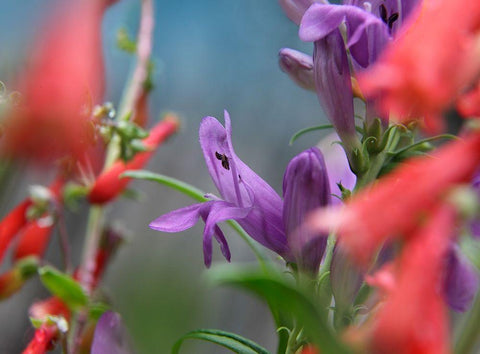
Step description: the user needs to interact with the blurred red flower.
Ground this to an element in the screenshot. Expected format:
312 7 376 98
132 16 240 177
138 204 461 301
359 0 480 133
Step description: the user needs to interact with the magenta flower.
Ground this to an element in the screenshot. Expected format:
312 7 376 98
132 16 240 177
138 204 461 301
150 112 332 270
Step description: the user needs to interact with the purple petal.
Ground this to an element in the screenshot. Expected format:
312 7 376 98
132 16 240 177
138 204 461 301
312 30 358 143
283 148 330 271
278 0 324 25
300 4 390 68
443 246 479 312
91 311 134 354
299 4 348 42
149 203 205 232
317 133 356 204
200 200 250 267
278 48 315 91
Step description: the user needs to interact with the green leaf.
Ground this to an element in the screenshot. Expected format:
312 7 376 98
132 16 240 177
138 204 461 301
121 170 207 202
38 266 88 310
209 266 350 354
289 125 334 146
172 329 269 354
116 27 137 53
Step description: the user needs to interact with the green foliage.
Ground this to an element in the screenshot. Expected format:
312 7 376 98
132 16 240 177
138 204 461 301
38 266 88 310
172 329 270 354
208 266 351 354
289 124 334 146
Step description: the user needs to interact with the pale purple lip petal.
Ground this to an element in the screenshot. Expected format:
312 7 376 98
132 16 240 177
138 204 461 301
149 203 205 232
443 246 479 312
201 200 251 267
91 311 134 354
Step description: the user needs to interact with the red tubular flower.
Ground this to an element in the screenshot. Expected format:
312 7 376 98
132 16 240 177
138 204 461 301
88 114 180 204
22 324 60 354
12 178 65 261
13 222 55 261
370 205 454 354
458 82 480 118
359 0 480 133
309 132 480 267
0 200 31 263
2 0 111 164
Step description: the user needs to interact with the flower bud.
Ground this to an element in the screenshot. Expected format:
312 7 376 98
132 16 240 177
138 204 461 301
283 147 330 272
278 48 315 91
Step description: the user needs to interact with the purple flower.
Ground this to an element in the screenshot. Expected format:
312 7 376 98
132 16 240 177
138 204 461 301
91 311 134 354
150 112 333 271
443 246 479 312
150 112 288 267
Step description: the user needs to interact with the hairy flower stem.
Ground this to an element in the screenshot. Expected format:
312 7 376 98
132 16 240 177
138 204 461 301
285 322 303 354
104 0 154 168
354 127 402 191
455 292 480 353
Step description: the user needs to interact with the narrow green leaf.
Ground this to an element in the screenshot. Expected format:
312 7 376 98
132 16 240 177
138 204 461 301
38 266 88 310
209 266 351 354
172 329 270 354
121 170 207 202
289 125 334 146
390 134 457 158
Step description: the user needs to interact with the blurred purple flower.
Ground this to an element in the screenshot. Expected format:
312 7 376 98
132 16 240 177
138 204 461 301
91 311 134 354
150 112 333 271
317 134 356 204
443 246 479 312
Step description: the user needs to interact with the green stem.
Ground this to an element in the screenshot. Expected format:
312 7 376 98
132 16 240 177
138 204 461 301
227 220 272 272
455 293 480 354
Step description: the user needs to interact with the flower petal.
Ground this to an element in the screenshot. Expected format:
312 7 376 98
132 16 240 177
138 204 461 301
149 203 206 232
443 246 479 312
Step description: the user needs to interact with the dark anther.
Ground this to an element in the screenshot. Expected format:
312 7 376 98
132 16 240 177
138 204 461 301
215 151 230 170
379 4 388 23
387 13 399 30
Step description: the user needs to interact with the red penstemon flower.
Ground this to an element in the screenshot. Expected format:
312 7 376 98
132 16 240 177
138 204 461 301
457 82 480 118
2 0 110 164
22 324 60 354
0 200 31 263
369 205 454 354
359 0 480 133
88 114 180 204
309 132 480 267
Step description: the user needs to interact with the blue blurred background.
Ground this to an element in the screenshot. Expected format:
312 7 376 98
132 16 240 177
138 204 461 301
0 1 329 352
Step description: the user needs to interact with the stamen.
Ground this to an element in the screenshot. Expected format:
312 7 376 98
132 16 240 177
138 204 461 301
388 13 399 30
215 151 230 170
379 4 388 24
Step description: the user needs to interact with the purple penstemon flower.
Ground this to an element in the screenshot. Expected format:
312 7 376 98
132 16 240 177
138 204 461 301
279 0 420 150
150 111 334 271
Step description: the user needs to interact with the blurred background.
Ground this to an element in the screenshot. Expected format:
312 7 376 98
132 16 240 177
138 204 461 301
0 1 329 352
